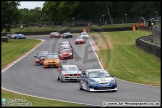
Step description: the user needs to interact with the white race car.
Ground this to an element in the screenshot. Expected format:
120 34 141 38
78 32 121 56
80 32 90 39
57 65 82 82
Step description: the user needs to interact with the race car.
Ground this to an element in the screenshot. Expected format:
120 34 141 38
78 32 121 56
50 32 61 38
80 32 90 39
79 69 117 92
58 44 73 53
34 51 49 65
57 65 82 82
43 53 61 68
75 36 86 44
62 32 73 38
60 41 73 49
59 49 73 60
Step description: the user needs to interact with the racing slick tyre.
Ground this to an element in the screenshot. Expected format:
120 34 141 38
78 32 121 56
112 90 117 92
86 83 90 92
71 55 73 59
79 82 83 90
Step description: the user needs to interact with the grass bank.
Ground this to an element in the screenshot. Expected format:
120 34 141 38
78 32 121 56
89 30 160 86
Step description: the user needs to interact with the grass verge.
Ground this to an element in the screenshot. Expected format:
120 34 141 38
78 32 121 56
1 89 87 107
89 30 160 86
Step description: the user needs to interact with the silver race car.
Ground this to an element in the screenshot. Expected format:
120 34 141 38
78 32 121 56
57 65 82 82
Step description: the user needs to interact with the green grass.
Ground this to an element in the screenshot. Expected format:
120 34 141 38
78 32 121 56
1 89 87 107
2 23 139 33
89 30 160 86
2 39 41 69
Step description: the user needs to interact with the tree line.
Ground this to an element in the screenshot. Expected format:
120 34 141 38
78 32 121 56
1 1 161 32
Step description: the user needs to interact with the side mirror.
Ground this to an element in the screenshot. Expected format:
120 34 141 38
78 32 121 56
79 68 82 71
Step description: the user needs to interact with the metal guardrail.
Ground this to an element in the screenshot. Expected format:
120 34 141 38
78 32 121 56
136 35 161 60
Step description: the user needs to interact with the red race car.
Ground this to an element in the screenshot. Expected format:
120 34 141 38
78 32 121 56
50 32 61 38
75 36 86 44
59 49 73 60
34 51 49 65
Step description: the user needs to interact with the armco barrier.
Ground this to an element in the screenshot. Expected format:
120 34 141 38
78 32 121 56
1 37 9 43
136 36 161 60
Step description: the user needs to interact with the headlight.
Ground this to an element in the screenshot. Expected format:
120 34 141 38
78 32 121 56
59 54 62 56
35 59 39 61
111 79 116 84
69 53 72 55
89 81 97 85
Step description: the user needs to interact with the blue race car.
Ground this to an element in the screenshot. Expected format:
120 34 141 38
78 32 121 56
79 69 117 92
17 34 26 39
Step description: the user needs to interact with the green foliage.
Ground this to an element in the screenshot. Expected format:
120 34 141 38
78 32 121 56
1 1 21 32
42 1 160 23
2 1 160 30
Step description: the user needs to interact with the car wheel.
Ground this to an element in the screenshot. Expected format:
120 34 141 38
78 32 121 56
86 83 90 92
71 55 73 59
112 90 117 92
57 75 60 80
79 82 83 90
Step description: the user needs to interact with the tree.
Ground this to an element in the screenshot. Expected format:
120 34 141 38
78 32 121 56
1 1 21 32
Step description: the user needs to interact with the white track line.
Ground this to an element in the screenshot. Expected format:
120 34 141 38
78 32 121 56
89 36 104 69
2 87 98 107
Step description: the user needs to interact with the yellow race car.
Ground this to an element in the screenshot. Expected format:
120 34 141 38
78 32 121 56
43 53 61 68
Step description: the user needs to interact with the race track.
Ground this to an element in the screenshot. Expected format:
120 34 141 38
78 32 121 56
2 34 161 107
